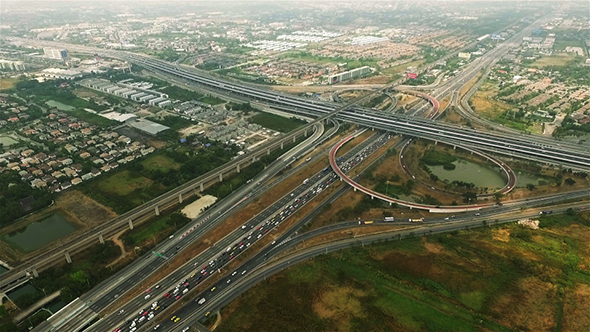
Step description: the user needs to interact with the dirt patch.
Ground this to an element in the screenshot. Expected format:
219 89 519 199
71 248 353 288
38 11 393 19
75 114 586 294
492 227 511 242
491 276 557 332
313 286 366 331
182 195 218 219
562 283 590 332
422 238 444 254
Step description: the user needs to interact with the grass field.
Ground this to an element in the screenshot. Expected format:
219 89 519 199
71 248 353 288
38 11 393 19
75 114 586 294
552 39 585 51
85 170 167 212
248 112 307 133
382 60 426 76
215 212 590 332
529 54 577 68
0 78 18 91
141 154 180 172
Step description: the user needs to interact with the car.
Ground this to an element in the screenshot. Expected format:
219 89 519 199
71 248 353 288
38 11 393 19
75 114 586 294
176 295 182 300
205 312 211 317
142 310 149 316
241 270 247 275
113 329 120 332
144 294 151 300
475 213 480 216
211 287 216 292
154 306 160 311
171 316 177 321
169 235 174 239
182 328 191 332
197 298 206 305
183 288 189 294
139 316 145 323
138 310 144 315
118 309 124 315
155 285 160 289
231 271 237 276
227 279 231 284
174 317 180 322
153 325 160 330
444 217 449 221
164 292 170 298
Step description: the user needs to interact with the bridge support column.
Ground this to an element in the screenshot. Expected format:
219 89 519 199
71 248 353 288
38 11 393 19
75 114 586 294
304 129 308 137
293 135 296 143
372 127 375 131
31 268 38 278
178 193 183 204
219 173 223 182
200 183 204 191
236 164 240 173
267 149 270 155
155 205 160 216
98 233 104 244
434 141 438 145
65 251 72 264
280 142 284 149
252 156 256 162
389 202 392 206
453 146 456 150
353 187 357 191
371 195 374 199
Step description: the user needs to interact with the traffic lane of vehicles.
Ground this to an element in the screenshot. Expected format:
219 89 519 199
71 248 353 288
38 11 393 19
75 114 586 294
139 134 394 330
110 133 391 332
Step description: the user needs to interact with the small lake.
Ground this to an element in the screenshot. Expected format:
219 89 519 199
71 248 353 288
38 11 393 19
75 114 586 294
0 265 8 276
428 159 507 189
2 213 77 253
0 136 18 146
46 100 75 111
6 283 37 301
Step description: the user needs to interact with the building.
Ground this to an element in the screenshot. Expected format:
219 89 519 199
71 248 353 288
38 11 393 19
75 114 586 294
458 52 472 59
328 66 371 84
43 48 68 60
127 118 169 135
0 59 25 71
42 68 84 80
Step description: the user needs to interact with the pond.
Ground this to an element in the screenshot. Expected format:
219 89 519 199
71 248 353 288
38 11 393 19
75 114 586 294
45 100 75 111
1 213 78 253
0 265 8 276
6 283 37 302
515 172 552 187
428 159 507 189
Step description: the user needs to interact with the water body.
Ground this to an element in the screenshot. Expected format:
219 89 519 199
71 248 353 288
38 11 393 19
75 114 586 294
6 283 37 301
2 213 77 253
0 265 8 276
428 159 507 189
0 136 18 146
46 299 66 314
45 100 75 111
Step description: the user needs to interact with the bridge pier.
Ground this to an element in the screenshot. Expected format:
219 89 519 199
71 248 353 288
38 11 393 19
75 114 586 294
292 135 296 143
389 202 392 206
280 142 284 149
155 205 160 216
267 148 270 155
236 164 240 173
353 187 357 191
453 146 456 150
31 267 38 278
304 129 308 137
434 141 438 145
128 218 134 230
98 233 104 244
178 193 183 204
252 156 256 162
219 173 223 182
200 183 204 191
65 251 72 264
371 195 374 199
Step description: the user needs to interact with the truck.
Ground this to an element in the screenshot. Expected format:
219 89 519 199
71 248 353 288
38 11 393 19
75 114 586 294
302 178 309 184
383 217 394 222
540 210 553 215
409 218 424 223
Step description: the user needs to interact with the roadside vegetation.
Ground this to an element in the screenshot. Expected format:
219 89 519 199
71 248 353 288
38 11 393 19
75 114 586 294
215 211 590 332
247 112 307 133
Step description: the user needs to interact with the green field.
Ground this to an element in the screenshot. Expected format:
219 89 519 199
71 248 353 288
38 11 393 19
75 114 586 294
141 154 180 172
529 54 577 68
248 112 307 133
553 39 585 51
84 170 168 213
0 77 18 91
215 212 590 332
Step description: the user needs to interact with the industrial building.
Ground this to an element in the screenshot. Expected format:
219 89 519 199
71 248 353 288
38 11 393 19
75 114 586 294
79 78 171 108
127 118 169 136
0 59 25 71
328 66 371 84
43 48 68 60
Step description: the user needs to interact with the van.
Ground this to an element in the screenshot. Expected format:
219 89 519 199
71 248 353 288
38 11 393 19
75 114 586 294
197 298 206 305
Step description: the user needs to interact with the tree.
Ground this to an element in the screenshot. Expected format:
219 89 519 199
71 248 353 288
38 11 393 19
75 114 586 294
564 178 576 186
494 192 504 202
463 192 477 203
526 183 536 191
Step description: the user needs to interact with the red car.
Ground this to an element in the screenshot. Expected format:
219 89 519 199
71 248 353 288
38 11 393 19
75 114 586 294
175 295 181 300
142 311 149 316
164 292 170 298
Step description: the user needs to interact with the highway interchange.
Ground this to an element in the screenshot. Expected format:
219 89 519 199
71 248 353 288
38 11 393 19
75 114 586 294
6 14 589 332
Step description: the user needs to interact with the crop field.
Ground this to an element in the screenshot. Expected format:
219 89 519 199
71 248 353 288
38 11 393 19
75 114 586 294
215 212 590 332
529 54 577 68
